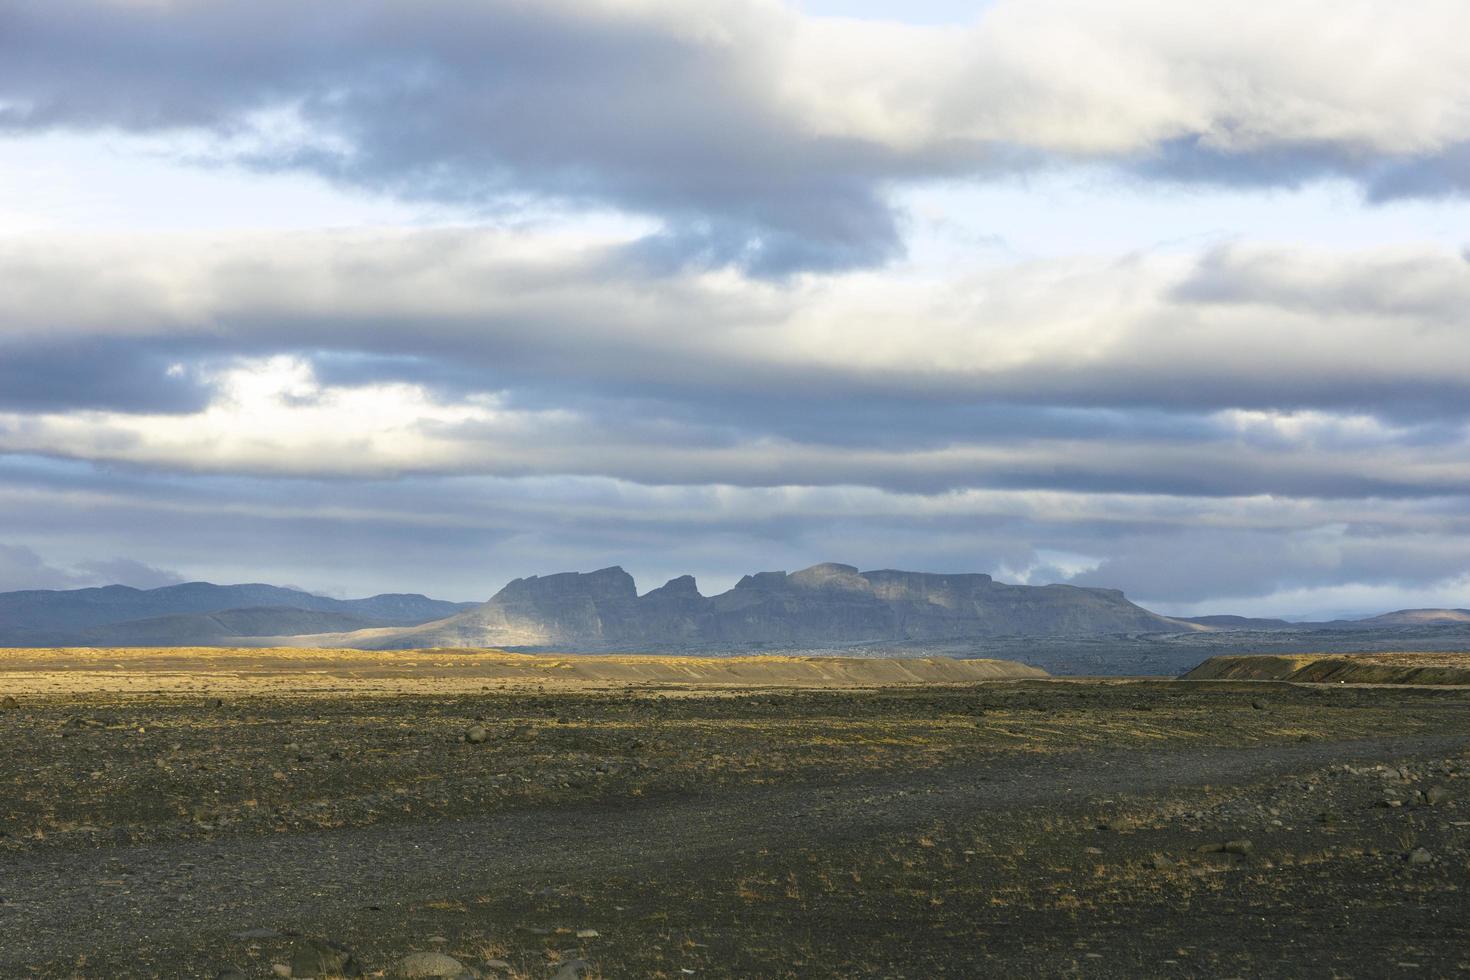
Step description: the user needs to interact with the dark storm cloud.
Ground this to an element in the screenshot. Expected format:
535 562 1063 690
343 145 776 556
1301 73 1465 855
3 1 1469 272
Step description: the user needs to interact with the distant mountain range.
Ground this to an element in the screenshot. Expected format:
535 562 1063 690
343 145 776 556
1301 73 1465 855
0 582 474 647
0 565 1465 653
334 562 1191 651
1181 608 1470 631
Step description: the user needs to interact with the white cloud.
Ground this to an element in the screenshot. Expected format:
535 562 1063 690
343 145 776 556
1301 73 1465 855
5 1 1470 270
4 231 1470 407
2 1 1470 611
1 231 1468 496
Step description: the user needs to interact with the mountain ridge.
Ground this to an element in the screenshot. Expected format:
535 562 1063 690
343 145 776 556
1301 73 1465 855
335 561 1198 651
1 568 1465 653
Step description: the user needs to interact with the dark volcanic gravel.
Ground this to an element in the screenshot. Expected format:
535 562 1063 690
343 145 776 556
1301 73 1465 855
1 681 1468 977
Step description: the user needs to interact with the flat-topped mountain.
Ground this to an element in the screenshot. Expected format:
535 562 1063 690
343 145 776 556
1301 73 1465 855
358 562 1195 651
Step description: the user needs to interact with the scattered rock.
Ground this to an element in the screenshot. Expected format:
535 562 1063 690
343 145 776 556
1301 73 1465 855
1224 839 1254 856
290 938 366 978
394 951 470 978
272 966 292 979
1251 700 1267 711
215 969 248 980
483 962 511 972
550 959 592 980
1424 785 1451 806
1 695 19 710
1098 816 1137 832
1149 854 1175 869
576 928 599 939
1407 847 1433 865
464 726 488 744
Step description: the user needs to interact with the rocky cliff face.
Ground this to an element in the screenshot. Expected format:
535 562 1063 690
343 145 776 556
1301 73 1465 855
375 562 1192 650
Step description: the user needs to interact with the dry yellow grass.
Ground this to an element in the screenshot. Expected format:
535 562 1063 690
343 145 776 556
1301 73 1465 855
0 646 1044 696
1186 651 1470 685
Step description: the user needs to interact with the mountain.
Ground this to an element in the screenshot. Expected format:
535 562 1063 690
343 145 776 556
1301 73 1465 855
7 567 1461 655
1169 610 1470 632
0 583 475 647
1331 608 1470 628
1179 615 1298 630
341 562 1198 651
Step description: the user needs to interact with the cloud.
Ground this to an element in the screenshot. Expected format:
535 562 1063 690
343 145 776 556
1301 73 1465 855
0 542 85 591
3 0 1470 615
2 452 1466 611
3 1 1470 270
72 557 186 590
0 338 212 413
0 232 1469 504
1067 524 1470 605
4 231 1470 416
0 541 184 591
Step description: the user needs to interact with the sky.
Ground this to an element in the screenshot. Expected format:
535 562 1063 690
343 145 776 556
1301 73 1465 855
1 0 1469 619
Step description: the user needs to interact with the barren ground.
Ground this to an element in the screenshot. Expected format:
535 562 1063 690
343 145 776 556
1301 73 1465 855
1 652 1468 978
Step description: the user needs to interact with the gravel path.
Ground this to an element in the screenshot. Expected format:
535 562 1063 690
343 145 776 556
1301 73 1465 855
3 732 1466 972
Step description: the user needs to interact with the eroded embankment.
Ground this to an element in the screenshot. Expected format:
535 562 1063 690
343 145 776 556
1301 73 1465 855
0 647 1045 695
1185 652 1470 684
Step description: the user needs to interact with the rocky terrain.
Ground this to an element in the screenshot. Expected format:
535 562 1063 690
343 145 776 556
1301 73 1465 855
1 661 1467 977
